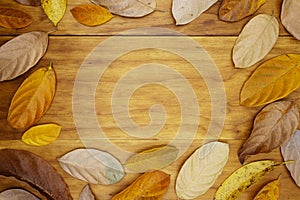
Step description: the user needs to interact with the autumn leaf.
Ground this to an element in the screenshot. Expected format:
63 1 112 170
70 4 113 26
112 170 170 200
79 185 95 200
0 189 39 200
281 0 300 40
240 54 300 107
0 7 32 29
253 175 281 200
7 63 56 129
219 0 267 22
41 0 66 26
14 0 41 6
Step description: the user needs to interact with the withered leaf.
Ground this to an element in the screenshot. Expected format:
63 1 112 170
281 0 300 40
14 0 41 6
0 189 39 200
79 185 95 200
238 101 299 164
253 175 281 200
0 7 32 29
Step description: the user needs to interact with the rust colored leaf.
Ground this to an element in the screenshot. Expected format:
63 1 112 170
253 175 281 200
0 7 32 29
14 0 41 6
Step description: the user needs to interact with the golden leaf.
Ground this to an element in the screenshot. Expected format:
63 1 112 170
0 7 32 29
253 175 281 200
41 0 66 26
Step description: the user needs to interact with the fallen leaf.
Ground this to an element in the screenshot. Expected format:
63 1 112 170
281 130 300 187
238 101 299 164
125 145 179 173
0 189 39 200
14 0 41 6
21 124 62 146
59 148 125 185
0 31 48 82
172 0 217 25
281 0 300 40
240 54 300 107
41 0 67 26
176 142 229 199
253 175 281 200
112 170 170 200
233 14 279 68
0 7 32 29
70 4 113 26
219 0 267 22
79 185 95 200
7 63 56 129
91 0 156 17
0 148 72 200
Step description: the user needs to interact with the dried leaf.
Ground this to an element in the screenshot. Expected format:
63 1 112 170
214 160 282 200
0 31 48 82
253 175 281 200
41 0 67 26
0 7 32 29
219 0 267 22
21 124 62 146
238 101 299 164
172 0 217 25
91 0 156 17
112 170 170 200
70 4 113 27
59 148 125 185
281 0 300 40
0 189 39 200
125 145 179 173
281 130 300 187
79 185 95 200
240 54 300 107
233 14 279 68
7 63 56 129
0 148 72 200
14 0 41 6
176 142 229 199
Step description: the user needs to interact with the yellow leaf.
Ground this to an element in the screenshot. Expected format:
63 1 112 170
70 4 113 26
22 124 61 146
253 175 281 200
7 63 56 129
240 54 300 107
41 0 66 26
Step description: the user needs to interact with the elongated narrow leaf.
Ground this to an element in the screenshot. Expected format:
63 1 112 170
176 142 229 199
7 63 56 129
14 0 41 6
233 14 279 68
0 31 48 82
112 170 170 200
41 0 66 26
125 145 178 173
79 185 95 200
253 175 281 200
0 7 32 29
281 130 300 187
281 0 300 40
0 189 39 200
240 54 300 107
238 101 299 164
59 148 125 185
70 4 113 26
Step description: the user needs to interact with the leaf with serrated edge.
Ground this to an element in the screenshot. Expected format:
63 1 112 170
79 185 95 200
0 7 32 29
176 141 229 199
281 0 300 40
0 189 39 200
253 175 281 200
41 0 66 26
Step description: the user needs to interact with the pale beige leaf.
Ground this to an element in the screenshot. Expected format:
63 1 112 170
281 0 300 40
79 185 95 200
41 0 67 26
0 189 39 200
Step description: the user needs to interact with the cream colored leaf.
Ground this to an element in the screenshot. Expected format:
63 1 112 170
79 185 95 200
41 0 66 26
0 189 39 200
233 14 279 68
176 142 229 199
281 0 300 40
59 148 125 185
172 0 217 25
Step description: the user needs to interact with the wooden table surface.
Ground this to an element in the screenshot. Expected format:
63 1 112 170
0 0 300 199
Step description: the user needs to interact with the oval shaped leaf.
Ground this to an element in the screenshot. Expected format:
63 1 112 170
14 0 41 6
79 185 95 200
70 4 113 27
176 142 229 199
233 14 279 68
253 175 281 200
240 54 300 107
0 7 32 29
0 31 48 82
41 0 66 26
238 101 299 164
0 189 39 200
59 148 125 185
7 63 56 129
281 0 300 40
112 170 170 200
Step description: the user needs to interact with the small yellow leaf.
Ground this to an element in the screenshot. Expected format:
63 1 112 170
253 175 281 200
22 124 61 146
41 0 66 26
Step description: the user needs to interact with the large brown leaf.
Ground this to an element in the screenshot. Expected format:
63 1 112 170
14 0 41 6
238 101 299 164
0 148 72 200
0 7 32 29
281 0 300 40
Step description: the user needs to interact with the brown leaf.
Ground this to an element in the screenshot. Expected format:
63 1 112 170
14 0 41 6
0 148 72 200
0 7 32 29
238 101 299 163
112 170 170 200
219 0 267 22
281 0 300 40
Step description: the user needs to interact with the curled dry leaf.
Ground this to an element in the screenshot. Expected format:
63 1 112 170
0 148 72 200
125 145 179 173
176 142 229 199
0 31 48 82
112 170 170 200
281 0 300 40
7 63 56 129
91 0 156 17
219 0 267 22
281 130 300 187
172 0 217 25
70 4 113 26
0 7 32 29
79 185 95 200
238 101 299 164
0 189 39 200
59 148 125 185
41 0 67 26
233 14 279 68
240 54 300 107
253 175 281 200
14 0 41 6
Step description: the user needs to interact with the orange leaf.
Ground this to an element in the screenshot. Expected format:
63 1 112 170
253 175 281 200
0 7 32 29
